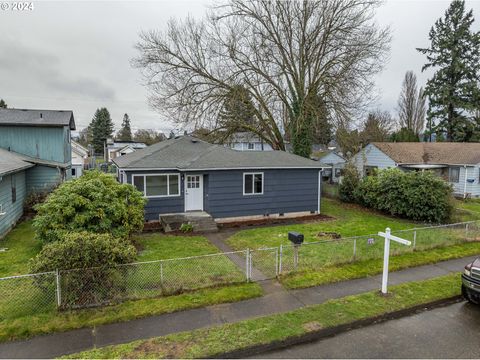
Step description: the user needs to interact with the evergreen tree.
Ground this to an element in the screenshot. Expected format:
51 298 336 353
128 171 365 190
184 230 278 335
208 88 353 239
89 108 114 155
0 99 7 108
417 0 480 142
218 85 256 131
116 113 133 141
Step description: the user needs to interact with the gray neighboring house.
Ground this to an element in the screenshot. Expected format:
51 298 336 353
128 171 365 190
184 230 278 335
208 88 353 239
113 136 327 220
317 151 346 183
227 132 273 151
353 142 480 198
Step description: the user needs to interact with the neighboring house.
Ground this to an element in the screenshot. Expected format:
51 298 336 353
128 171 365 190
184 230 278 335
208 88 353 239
0 108 75 193
113 136 327 220
106 140 147 162
317 151 346 183
353 142 480 198
227 132 273 151
0 149 35 238
71 140 89 178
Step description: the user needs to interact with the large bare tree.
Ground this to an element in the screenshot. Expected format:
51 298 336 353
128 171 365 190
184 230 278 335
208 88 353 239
134 0 391 157
397 71 426 135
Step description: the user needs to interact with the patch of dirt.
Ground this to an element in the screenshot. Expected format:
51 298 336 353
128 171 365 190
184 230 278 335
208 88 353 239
317 231 341 239
128 338 194 359
220 214 334 229
303 321 323 332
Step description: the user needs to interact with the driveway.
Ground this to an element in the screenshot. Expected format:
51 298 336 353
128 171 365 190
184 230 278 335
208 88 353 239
254 301 480 359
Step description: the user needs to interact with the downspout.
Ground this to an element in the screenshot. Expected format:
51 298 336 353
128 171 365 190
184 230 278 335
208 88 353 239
463 165 468 199
318 169 322 213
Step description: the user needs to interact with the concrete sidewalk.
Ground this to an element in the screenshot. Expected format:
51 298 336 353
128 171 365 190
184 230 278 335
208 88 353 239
0 255 475 359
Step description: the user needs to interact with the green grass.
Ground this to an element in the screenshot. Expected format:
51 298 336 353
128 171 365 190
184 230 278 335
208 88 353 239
0 282 262 343
454 199 480 222
281 241 480 289
65 273 462 359
226 198 418 250
134 233 221 261
0 221 41 277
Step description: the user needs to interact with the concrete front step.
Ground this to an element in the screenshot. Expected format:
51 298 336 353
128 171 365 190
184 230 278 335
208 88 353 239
160 211 218 233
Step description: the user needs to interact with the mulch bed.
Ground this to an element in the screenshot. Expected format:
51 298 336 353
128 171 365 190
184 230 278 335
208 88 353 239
219 213 333 229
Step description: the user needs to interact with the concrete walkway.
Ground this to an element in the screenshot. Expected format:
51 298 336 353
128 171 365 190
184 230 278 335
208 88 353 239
0 255 475 359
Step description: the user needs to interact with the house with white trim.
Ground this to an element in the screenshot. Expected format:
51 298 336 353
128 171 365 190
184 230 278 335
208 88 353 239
353 142 480 198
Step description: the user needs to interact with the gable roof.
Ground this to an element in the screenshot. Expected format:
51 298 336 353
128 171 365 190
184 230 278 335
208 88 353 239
72 140 88 156
113 136 327 170
317 151 346 164
0 108 75 130
0 149 35 176
371 142 480 165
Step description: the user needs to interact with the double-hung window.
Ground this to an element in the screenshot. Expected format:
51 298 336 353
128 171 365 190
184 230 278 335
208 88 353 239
133 174 180 197
244 172 263 195
449 167 460 183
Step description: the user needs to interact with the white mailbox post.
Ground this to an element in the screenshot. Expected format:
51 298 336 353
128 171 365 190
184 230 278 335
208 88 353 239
378 228 411 294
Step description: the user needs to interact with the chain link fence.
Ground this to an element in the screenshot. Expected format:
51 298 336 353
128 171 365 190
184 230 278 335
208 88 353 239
0 221 478 318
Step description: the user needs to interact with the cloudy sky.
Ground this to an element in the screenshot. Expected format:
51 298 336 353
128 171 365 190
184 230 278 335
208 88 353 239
1 0 480 135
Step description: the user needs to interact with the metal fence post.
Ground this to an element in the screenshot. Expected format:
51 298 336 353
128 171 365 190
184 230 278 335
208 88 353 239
160 261 164 286
55 269 62 308
275 247 279 276
245 248 250 281
353 238 357 260
465 223 469 239
413 230 417 248
279 244 283 275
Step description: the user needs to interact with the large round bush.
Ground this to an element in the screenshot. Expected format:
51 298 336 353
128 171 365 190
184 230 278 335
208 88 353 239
355 168 453 223
30 232 137 308
33 170 146 243
338 162 361 203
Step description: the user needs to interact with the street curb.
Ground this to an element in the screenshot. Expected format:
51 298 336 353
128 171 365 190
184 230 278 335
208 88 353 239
213 295 463 359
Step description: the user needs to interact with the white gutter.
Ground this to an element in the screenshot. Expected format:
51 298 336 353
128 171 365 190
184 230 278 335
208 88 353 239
318 170 321 214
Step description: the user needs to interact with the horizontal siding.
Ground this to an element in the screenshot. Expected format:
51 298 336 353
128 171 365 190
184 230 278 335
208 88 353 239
0 125 69 163
0 171 27 239
26 166 62 194
320 152 345 164
353 144 396 176
124 169 320 220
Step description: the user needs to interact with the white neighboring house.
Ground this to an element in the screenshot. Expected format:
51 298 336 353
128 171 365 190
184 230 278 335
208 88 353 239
317 151 346 183
227 132 273 151
352 142 480 198
106 140 147 163
71 140 89 178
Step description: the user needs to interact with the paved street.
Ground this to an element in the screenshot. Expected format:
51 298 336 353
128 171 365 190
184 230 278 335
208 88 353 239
254 302 480 359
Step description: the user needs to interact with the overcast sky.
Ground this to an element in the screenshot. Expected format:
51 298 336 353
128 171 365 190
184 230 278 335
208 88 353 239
1 0 480 135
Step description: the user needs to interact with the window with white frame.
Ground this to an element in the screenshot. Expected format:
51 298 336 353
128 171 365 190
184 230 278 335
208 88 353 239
132 174 180 197
244 172 263 195
247 143 255 150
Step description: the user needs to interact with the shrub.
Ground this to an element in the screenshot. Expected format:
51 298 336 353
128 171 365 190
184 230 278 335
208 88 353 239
355 168 453 223
338 162 360 203
33 170 146 243
30 232 137 308
180 223 194 233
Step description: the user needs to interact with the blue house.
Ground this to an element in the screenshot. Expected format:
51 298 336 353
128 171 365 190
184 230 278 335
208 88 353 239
317 151 346 183
353 142 480 198
0 108 75 238
113 136 327 221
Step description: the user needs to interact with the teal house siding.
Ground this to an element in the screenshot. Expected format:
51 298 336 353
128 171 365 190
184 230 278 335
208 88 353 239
0 126 68 163
0 171 27 239
26 166 62 193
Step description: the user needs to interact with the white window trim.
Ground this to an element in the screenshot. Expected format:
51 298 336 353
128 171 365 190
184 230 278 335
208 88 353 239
132 173 181 198
243 172 264 195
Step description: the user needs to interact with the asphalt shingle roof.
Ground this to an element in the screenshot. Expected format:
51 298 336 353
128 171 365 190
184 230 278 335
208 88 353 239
372 142 480 165
0 149 35 176
113 136 326 170
0 108 75 129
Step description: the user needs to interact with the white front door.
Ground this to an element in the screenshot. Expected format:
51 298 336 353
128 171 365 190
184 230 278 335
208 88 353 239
185 175 204 211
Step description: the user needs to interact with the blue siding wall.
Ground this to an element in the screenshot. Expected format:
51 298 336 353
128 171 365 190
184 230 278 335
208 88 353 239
205 169 319 218
0 125 69 163
0 171 27 239
125 168 320 220
26 166 62 193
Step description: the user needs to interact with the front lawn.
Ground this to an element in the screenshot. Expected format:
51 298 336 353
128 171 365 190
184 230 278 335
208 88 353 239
0 221 41 277
65 273 461 359
226 198 418 250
